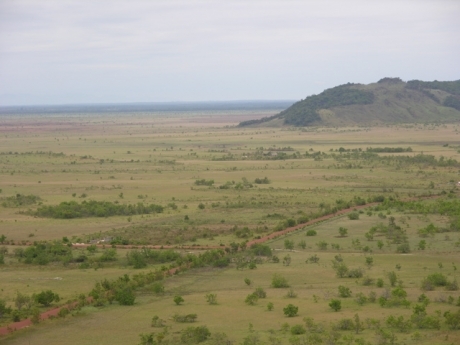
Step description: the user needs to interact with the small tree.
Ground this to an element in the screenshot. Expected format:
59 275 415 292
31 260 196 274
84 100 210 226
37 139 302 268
271 274 289 288
338 227 348 237
244 278 252 286
387 271 397 287
267 302 274 311
329 299 342 312
245 293 259 305
298 240 307 249
284 239 294 250
283 304 299 317
34 290 60 307
174 295 184 305
0 299 12 319
205 293 217 305
282 254 291 266
338 285 352 298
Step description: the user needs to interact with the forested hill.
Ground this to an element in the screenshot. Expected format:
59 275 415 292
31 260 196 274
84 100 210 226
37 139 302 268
239 78 460 127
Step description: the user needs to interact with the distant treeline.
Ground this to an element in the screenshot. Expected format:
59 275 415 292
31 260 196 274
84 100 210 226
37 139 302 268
240 84 375 127
365 147 413 153
0 150 67 157
30 200 164 219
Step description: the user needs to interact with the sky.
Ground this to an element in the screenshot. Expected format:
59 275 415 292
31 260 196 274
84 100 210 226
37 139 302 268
0 0 459 106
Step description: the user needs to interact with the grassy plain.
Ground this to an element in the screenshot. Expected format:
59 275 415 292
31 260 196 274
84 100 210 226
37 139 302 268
1 110 460 344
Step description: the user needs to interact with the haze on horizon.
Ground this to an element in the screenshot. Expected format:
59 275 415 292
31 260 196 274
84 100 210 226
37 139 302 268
0 0 459 106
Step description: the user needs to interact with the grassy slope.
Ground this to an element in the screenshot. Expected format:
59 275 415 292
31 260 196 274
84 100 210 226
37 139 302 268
250 79 460 127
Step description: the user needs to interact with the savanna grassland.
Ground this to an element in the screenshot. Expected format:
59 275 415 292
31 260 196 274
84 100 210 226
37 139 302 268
1 109 460 345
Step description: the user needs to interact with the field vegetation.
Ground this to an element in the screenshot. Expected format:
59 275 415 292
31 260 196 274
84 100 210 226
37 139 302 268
0 110 460 344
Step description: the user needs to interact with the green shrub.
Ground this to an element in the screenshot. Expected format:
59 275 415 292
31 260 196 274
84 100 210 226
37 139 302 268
306 229 317 236
283 304 299 317
290 324 306 334
271 274 289 288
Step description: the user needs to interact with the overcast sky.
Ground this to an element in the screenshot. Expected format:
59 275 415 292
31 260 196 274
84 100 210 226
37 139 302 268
0 0 459 106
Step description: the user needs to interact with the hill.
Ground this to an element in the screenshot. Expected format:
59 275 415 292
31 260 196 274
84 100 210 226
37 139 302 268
239 77 460 127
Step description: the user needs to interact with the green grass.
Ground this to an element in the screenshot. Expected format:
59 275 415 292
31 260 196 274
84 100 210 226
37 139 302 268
1 112 460 344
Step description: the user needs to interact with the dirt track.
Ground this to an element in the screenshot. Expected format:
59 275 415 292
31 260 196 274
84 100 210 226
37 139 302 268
0 195 439 336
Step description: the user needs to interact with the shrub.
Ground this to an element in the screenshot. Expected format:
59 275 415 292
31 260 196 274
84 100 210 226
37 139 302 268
151 315 166 327
421 273 448 291
254 287 266 298
285 289 297 298
334 318 354 330
245 293 259 305
306 229 317 236
290 324 306 334
173 313 197 323
338 285 352 298
174 295 184 305
316 241 328 250
284 239 294 250
205 293 217 305
115 287 135 305
348 212 359 220
267 302 274 311
34 290 60 307
180 326 210 343
307 254 320 264
271 274 289 288
329 299 342 312
283 304 298 317
152 282 164 295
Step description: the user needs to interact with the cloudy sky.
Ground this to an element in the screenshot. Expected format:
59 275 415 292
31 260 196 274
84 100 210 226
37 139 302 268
0 0 459 106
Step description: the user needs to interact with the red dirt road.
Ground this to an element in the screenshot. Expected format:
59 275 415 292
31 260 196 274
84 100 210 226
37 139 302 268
0 195 440 337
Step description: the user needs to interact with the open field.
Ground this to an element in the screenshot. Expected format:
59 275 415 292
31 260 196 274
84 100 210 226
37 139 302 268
1 110 460 344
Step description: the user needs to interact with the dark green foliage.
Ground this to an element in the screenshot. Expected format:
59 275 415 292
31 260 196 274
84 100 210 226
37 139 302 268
15 241 72 265
253 287 266 298
115 287 135 305
174 295 184 305
283 304 299 317
306 229 317 236
151 282 164 295
99 248 118 262
334 318 355 331
411 304 441 329
284 239 294 250
444 309 460 330
1 194 41 207
205 293 217 305
0 299 12 319
180 326 210 343
254 177 270 184
126 248 181 268
33 200 164 219
173 313 197 322
421 273 449 290
290 324 306 334
406 79 460 95
271 274 289 288
386 315 412 333
338 285 352 298
282 85 375 126
329 299 341 312
245 293 259 305
151 315 166 327
347 212 359 220
194 179 214 186
249 243 272 256
34 290 60 307
443 95 460 110
366 147 412 153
